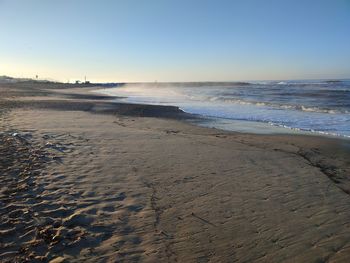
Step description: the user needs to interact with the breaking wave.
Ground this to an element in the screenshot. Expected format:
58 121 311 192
96 79 350 137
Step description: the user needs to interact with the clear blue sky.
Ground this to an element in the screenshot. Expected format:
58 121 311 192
1 0 349 82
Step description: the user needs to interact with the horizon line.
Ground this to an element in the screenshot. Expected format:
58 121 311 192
1 75 350 85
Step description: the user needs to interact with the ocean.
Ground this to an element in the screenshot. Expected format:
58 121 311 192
97 80 350 138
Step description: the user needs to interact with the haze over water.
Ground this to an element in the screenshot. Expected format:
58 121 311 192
99 80 350 137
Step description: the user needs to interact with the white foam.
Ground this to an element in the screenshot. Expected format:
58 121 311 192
95 83 350 138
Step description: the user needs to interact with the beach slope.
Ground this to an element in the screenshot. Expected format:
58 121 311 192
1 82 350 262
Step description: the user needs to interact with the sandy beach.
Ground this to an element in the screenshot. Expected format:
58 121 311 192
1 81 350 263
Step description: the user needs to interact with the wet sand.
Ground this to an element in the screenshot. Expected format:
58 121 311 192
1 81 350 262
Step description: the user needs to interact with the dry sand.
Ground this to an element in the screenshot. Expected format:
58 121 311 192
1 82 350 262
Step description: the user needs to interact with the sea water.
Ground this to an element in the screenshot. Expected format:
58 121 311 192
97 80 350 138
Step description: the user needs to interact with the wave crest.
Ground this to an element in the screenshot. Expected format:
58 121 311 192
210 97 348 114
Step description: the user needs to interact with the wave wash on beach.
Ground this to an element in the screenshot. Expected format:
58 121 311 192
98 80 350 138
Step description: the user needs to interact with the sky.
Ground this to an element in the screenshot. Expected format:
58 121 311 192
0 0 350 83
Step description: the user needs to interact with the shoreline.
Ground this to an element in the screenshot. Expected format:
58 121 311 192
1 81 350 262
94 86 350 140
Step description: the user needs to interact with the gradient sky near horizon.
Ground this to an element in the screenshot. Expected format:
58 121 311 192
1 0 350 82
